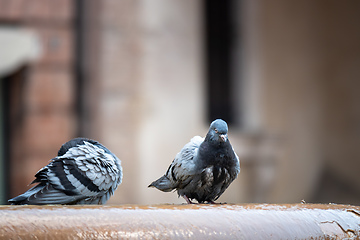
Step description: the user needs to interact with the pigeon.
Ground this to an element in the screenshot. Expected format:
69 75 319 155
9 138 122 205
148 119 240 204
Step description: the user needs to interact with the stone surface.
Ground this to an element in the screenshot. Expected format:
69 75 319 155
1 204 360 239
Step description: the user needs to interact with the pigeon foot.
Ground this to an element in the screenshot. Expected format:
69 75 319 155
182 195 194 204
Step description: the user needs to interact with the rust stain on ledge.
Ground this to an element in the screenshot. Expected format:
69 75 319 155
1 203 360 239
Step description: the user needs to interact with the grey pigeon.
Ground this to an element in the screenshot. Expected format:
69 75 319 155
9 138 122 205
148 119 240 204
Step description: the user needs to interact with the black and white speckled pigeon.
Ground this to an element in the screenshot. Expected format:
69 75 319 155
9 138 122 205
148 119 240 204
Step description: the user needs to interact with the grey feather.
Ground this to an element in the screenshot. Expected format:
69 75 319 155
149 119 240 204
8 138 123 205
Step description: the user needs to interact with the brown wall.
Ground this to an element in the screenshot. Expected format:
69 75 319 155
246 0 360 204
0 0 76 198
1 0 360 205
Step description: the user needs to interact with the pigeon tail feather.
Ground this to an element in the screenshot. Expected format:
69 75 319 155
9 183 83 205
8 183 46 205
148 175 174 192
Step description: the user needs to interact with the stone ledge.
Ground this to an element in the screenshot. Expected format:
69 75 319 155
1 203 360 239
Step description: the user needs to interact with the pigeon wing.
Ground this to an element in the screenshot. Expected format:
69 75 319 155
53 140 123 204
149 136 204 191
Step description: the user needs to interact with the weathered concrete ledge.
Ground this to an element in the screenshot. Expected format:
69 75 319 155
1 203 360 239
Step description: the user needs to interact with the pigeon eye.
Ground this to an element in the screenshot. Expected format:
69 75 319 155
214 129 218 133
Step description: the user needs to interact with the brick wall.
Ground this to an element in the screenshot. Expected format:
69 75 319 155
0 0 76 198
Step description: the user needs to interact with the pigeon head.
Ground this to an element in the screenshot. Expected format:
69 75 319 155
207 119 228 143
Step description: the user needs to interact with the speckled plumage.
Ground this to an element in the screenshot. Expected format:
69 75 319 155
9 138 122 205
149 119 240 204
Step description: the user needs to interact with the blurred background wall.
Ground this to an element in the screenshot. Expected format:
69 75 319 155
0 0 359 205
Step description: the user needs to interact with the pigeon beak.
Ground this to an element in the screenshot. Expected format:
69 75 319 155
220 134 228 142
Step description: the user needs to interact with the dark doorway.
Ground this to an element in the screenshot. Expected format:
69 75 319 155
0 67 27 204
204 0 239 125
